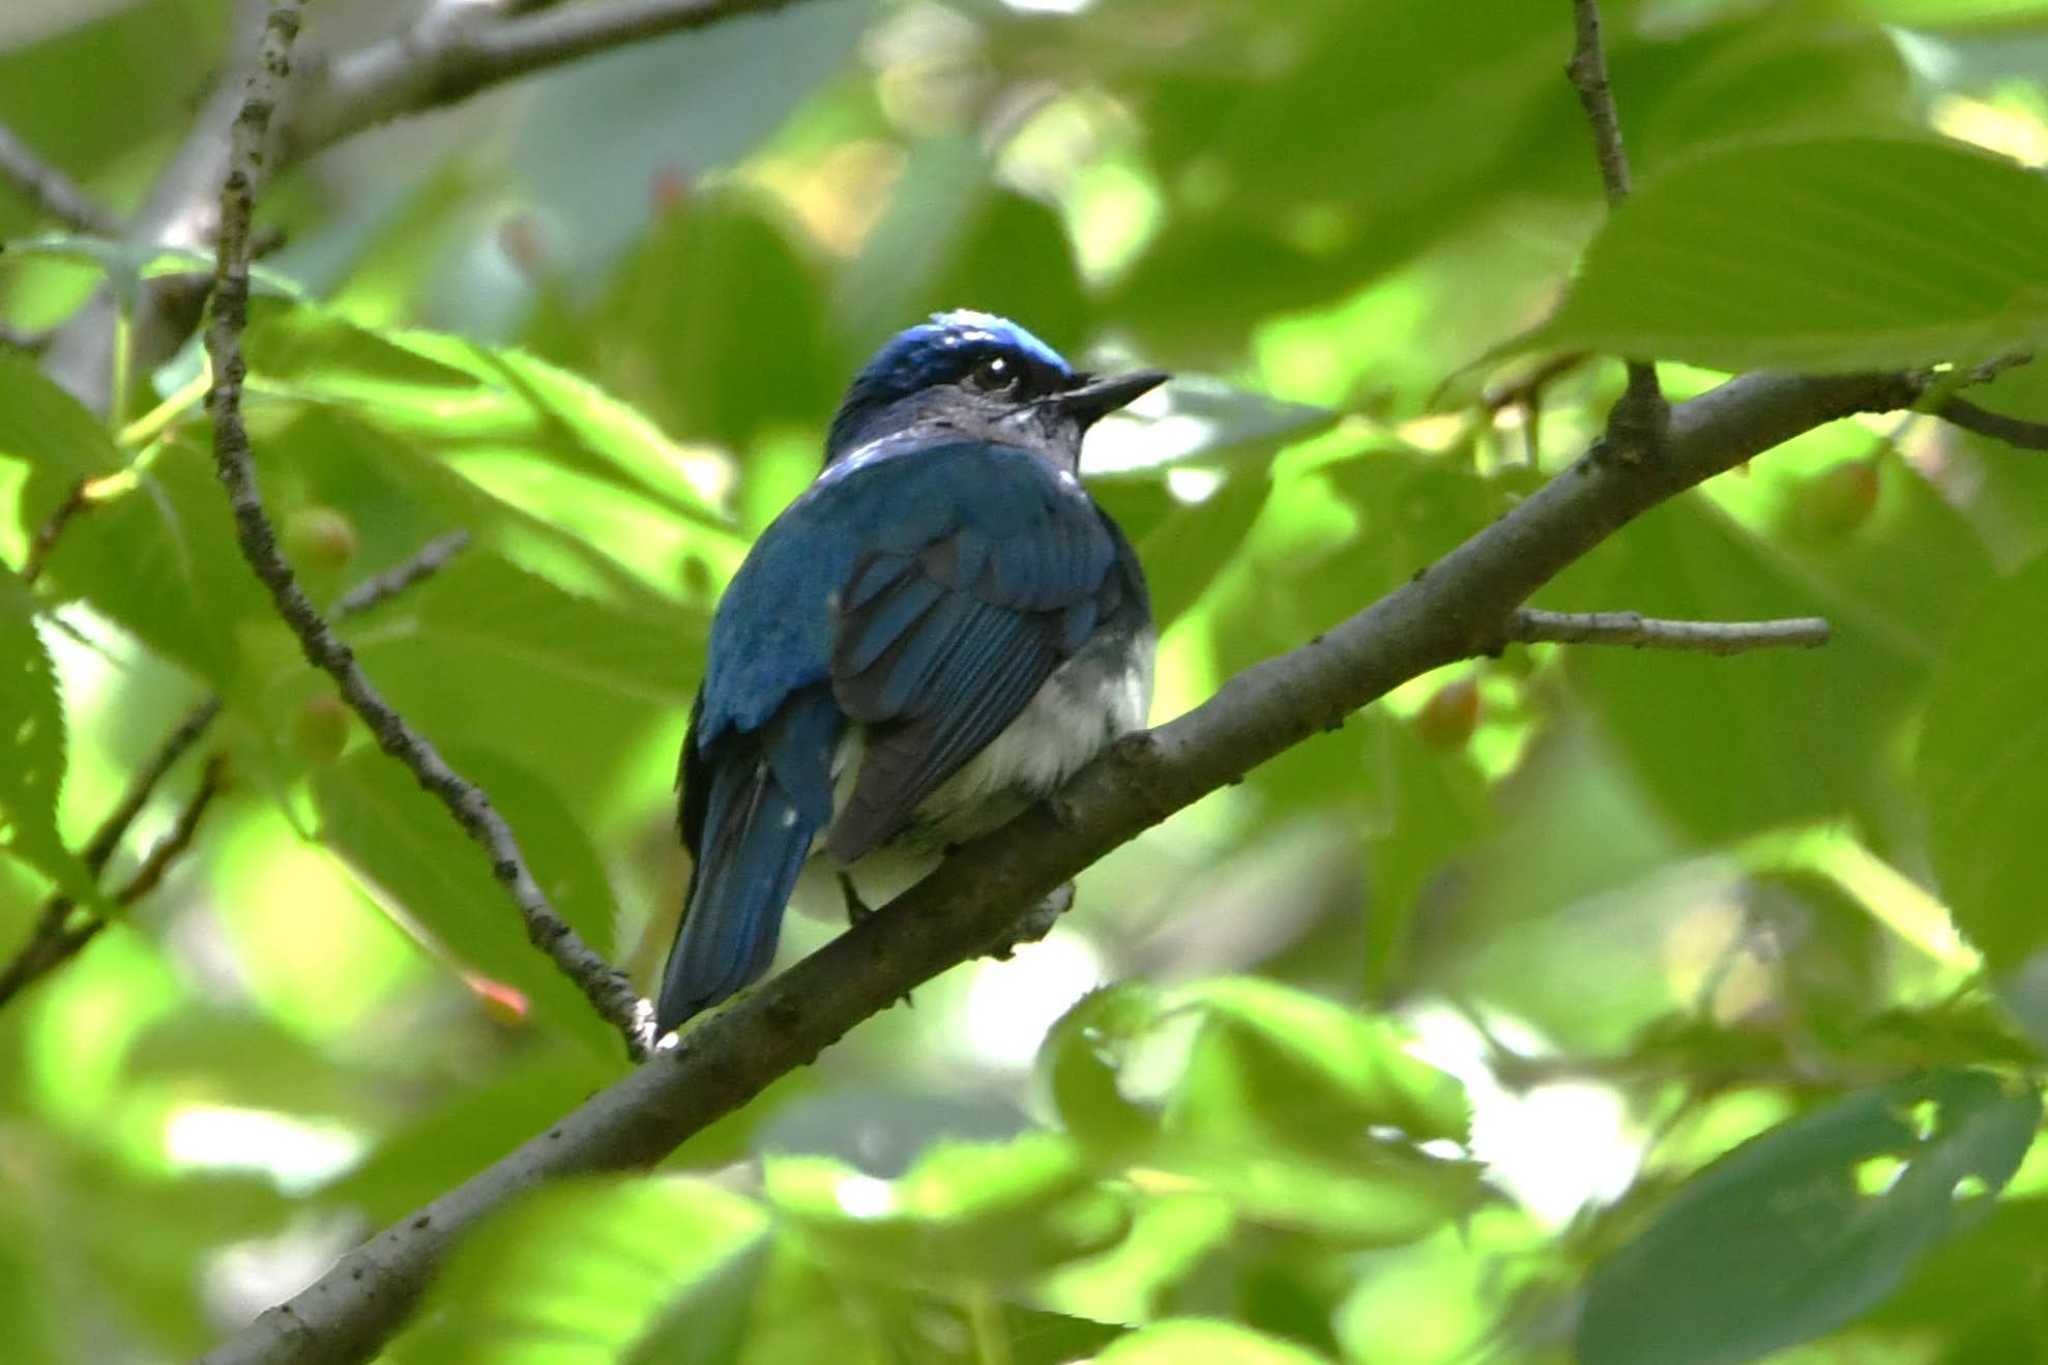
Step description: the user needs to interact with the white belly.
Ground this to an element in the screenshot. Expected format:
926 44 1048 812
797 625 1154 913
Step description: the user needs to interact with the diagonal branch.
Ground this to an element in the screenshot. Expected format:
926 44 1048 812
198 365 1928 1365
201 4 648 1057
1564 0 1667 461
1504 609 1831 655
0 120 121 236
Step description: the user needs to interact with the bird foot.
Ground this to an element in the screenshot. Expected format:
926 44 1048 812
989 882 1075 960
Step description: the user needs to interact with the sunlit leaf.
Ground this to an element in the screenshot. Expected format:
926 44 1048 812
1523 137 2048 372
0 567 91 901
389 1176 768 1365
765 1131 1131 1282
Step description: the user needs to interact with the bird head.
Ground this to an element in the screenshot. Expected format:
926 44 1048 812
824 310 1167 469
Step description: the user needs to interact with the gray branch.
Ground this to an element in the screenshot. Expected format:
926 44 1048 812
1505 609 1831 654
1564 0 1667 460
1938 396 2048 452
199 3 649 1057
0 120 121 235
198 364 1927 1365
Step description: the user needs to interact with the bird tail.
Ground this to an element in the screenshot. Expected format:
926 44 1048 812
656 755 816 1034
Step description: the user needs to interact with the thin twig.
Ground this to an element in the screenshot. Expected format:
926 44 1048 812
331 531 472 615
1564 0 1667 461
0 754 230 1008
1503 609 1831 655
1937 397 2048 452
201 5 648 1057
0 527 469 1010
0 120 121 236
19 478 90 585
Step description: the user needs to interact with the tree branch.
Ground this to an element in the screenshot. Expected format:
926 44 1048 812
18 477 90 586
201 5 648 1058
1937 397 2048 452
292 0 803 153
1504 609 1831 655
40 0 817 411
198 364 1925 1365
0 120 121 236
1564 0 1667 461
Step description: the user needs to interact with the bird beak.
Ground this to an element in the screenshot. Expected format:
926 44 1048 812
1056 369 1169 427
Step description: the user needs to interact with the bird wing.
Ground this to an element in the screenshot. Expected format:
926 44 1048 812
824 442 1138 862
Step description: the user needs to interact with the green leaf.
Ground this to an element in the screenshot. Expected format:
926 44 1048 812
765 1132 1131 1283
1522 136 2048 373
1039 982 1169 1151
245 300 731 526
0 349 122 478
21 434 271 693
1094 1318 1334 1365
1178 978 1470 1145
1545 491 1929 845
572 188 837 451
1919 551 2048 970
1579 1070 2041 1365
311 744 626 1057
0 567 91 900
389 1176 769 1365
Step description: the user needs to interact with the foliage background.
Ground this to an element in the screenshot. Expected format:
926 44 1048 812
4 0 2048 1361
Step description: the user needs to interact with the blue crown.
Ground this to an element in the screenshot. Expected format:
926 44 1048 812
827 311 1073 458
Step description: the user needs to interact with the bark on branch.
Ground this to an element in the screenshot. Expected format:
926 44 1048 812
1504 609 1831 654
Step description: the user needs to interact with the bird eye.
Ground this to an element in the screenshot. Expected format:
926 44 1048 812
966 354 1018 393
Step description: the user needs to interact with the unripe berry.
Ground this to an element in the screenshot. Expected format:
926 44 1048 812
282 506 358 573
291 694 351 764
1414 678 1481 751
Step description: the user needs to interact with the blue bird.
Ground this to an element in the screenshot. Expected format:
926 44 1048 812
656 311 1165 1034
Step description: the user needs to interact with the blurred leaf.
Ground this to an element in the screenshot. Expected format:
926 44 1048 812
1579 1070 2041 1365
566 188 835 450
1919 551 2048 969
391 1176 769 1365
765 1131 1130 1282
837 137 1088 357
325 1044 614 1222
1040 982 1169 1151
1094 1317 1333 1365
1546 492 1926 845
1522 137 2048 372
311 744 626 1057
1179 977 1470 1144
0 566 91 901
1849 0 2048 25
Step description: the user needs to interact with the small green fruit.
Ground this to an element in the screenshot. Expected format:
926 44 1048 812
291 694 351 764
282 505 359 572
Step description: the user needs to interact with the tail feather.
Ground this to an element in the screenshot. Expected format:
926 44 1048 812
657 755 815 1033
